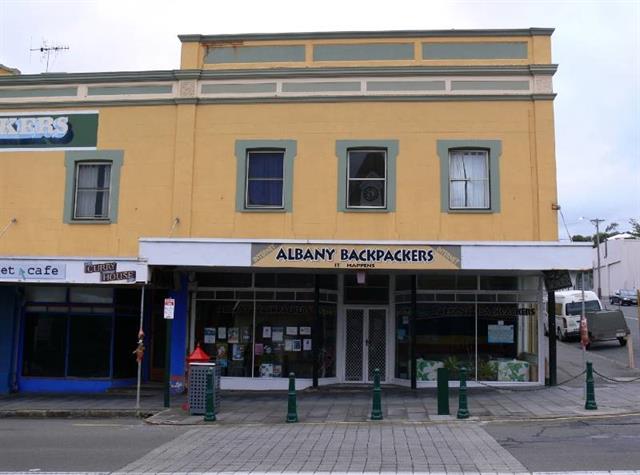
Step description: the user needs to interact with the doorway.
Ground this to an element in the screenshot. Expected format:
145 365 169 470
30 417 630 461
344 308 387 383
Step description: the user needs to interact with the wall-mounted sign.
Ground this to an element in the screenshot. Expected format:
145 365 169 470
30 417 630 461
251 244 461 270
0 111 98 150
84 261 137 282
488 324 515 344
0 261 66 280
164 298 175 319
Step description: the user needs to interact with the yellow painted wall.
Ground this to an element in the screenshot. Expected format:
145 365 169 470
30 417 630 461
0 105 177 257
0 98 558 258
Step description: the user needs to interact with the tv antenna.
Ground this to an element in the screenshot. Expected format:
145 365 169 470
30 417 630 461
30 40 69 72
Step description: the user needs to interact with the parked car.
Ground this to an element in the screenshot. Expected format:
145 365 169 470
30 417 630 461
584 309 630 349
610 289 638 306
544 290 603 341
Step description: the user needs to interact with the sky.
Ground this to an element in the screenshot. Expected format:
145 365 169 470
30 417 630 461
0 0 638 240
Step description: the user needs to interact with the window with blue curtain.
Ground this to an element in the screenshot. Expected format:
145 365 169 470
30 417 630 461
246 150 285 208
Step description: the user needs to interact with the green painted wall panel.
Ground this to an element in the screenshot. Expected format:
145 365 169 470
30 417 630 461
201 83 277 94
282 81 361 93
87 85 172 96
451 80 529 91
423 42 528 59
313 43 414 61
205 45 305 64
0 87 77 98
367 80 445 92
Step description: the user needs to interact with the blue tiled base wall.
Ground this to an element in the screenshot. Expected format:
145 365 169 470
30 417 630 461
18 377 137 393
0 287 19 394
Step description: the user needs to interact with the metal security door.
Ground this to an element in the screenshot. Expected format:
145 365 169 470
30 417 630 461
344 308 387 383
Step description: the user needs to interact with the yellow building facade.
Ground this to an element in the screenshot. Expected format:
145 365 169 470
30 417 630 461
0 29 589 393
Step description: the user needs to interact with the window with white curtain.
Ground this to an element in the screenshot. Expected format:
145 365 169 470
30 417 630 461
73 162 111 219
449 150 490 209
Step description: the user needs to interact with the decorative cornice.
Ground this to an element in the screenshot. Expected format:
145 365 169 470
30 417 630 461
178 28 555 43
0 64 557 87
0 94 555 110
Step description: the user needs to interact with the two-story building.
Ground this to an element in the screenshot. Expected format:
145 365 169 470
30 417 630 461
0 28 590 394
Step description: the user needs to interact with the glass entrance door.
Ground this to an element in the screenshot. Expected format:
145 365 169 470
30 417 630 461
344 308 387 383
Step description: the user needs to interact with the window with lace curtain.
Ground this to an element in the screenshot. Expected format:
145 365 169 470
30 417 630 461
449 149 490 209
73 163 112 219
64 150 123 224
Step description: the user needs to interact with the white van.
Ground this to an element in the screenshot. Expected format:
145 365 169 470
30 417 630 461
545 290 603 341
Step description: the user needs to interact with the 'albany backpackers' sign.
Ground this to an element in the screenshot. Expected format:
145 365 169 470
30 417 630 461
251 244 461 269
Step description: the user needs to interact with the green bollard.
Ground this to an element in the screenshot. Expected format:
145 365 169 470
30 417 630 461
204 367 216 422
286 372 298 423
371 368 383 420
437 367 450 415
457 368 470 419
585 361 598 410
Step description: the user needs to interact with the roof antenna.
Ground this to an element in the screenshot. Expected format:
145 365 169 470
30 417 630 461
30 40 69 72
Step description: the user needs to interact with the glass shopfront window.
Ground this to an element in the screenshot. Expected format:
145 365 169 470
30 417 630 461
395 274 540 383
21 287 141 380
194 272 337 379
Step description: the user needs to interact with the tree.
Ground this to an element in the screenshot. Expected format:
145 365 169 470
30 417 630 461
630 218 640 238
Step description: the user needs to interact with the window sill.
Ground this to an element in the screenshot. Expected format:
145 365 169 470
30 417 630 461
238 208 289 213
341 208 392 213
446 208 496 214
67 219 114 224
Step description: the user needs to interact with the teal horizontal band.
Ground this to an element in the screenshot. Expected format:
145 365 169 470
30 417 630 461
0 87 77 98
281 81 361 93
205 45 305 64
451 80 530 91
367 80 445 91
202 83 277 94
179 28 554 43
87 85 173 95
423 42 528 60
313 43 414 61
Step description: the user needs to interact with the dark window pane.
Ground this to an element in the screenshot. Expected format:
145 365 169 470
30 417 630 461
247 152 284 178
255 273 277 287
395 275 413 291
317 274 338 290
196 272 252 287
480 276 518 290
67 316 112 377
418 275 456 290
22 314 67 377
113 316 138 378
247 180 283 207
347 179 385 207
348 150 386 178
276 273 314 289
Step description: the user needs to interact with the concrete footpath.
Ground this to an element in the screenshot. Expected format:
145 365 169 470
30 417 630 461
2 372 640 423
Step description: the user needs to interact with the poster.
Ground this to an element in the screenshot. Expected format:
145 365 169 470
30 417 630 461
228 327 239 343
216 343 228 368
303 338 312 351
293 339 302 352
232 344 245 360
262 326 272 338
273 364 282 377
299 326 311 335
284 339 294 352
488 324 514 344
272 327 284 342
286 326 298 336
255 343 264 356
260 363 273 377
242 327 251 342
204 327 216 344
218 327 227 340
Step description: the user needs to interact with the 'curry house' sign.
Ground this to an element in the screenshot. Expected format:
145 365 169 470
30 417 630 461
251 244 461 270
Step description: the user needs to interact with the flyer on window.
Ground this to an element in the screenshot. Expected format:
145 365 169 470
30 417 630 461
272 327 284 342
299 326 311 335
218 327 227 340
232 344 244 361
228 327 239 343
204 327 216 344
254 343 264 356
286 326 298 336
262 326 272 338
284 339 294 352
303 338 312 351
216 343 228 367
241 327 251 342
293 339 302 352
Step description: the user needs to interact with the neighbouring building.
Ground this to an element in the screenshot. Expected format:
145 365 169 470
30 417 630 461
0 28 591 393
593 235 640 298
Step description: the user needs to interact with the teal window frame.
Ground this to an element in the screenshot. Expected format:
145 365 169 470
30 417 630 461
235 140 297 212
63 150 123 224
336 140 398 212
437 140 501 214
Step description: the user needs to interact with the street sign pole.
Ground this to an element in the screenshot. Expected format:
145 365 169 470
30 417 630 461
163 298 175 408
